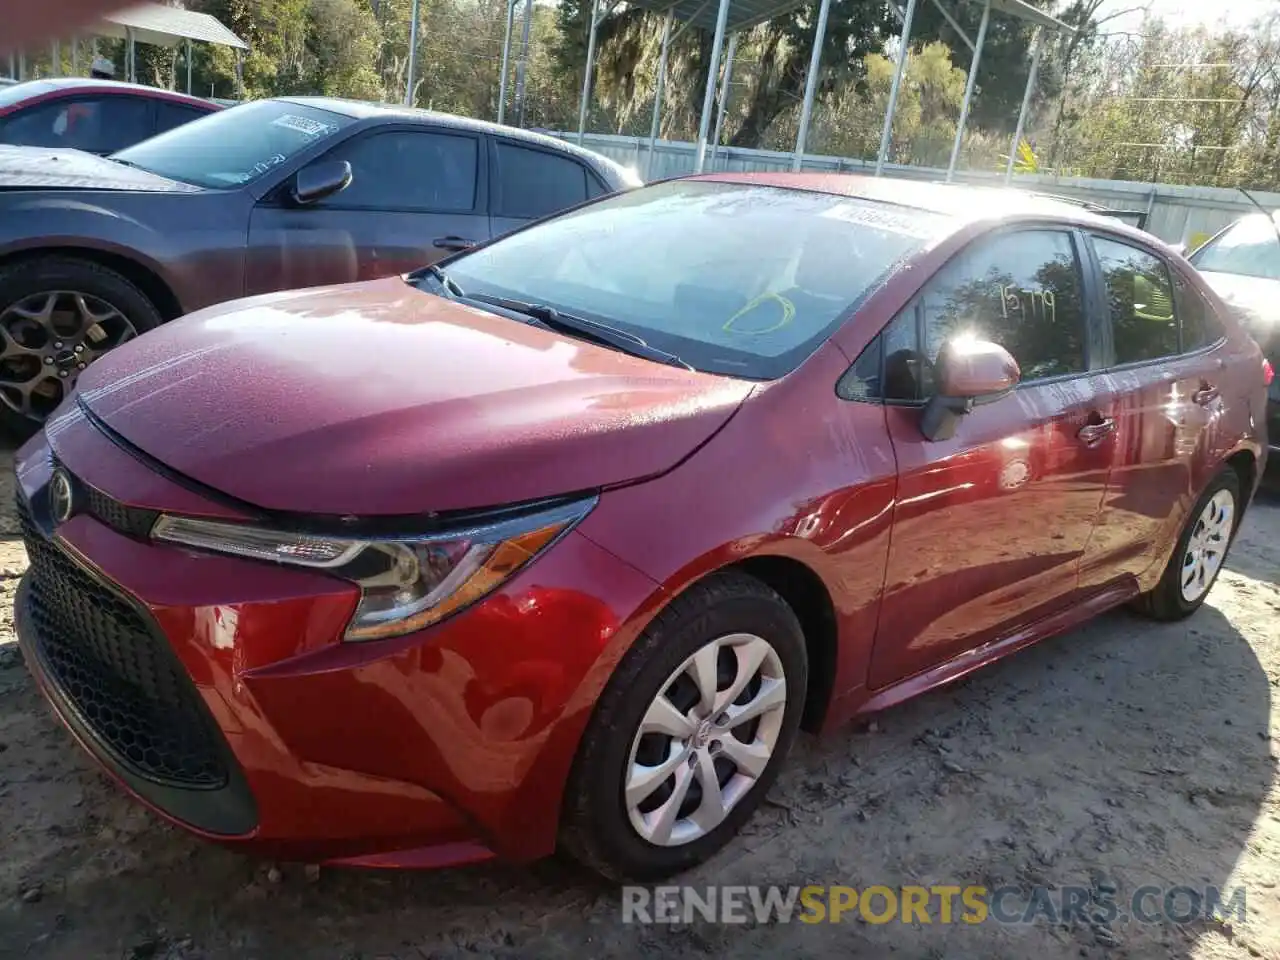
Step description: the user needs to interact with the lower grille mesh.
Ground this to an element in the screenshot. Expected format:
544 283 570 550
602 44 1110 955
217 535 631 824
18 495 228 789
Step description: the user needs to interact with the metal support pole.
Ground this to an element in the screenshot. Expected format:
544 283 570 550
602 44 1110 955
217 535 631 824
71 36 79 75
405 0 421 105
875 0 917 175
791 0 833 172
693 0 732 173
51 40 60 77
928 0 973 52
497 0 516 123
126 28 135 82
514 0 534 126
18 53 26 81
946 0 990 182
186 39 193 94
646 10 675 178
576 0 600 144
235 47 244 99
708 32 738 170
8 54 14 80
1005 29 1043 184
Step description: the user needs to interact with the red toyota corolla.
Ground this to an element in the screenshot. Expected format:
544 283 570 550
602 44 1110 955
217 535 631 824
13 174 1272 881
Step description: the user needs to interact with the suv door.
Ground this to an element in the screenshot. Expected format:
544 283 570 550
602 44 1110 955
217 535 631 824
0 94 153 153
1076 233 1228 590
246 125 488 295
855 227 1114 688
488 138 607 238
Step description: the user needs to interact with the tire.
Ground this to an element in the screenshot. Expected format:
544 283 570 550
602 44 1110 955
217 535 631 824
561 571 808 882
1135 467 1242 621
0 256 163 440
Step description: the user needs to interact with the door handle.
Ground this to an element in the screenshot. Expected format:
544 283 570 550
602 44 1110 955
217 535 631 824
1192 384 1220 406
1077 418 1116 445
433 236 476 251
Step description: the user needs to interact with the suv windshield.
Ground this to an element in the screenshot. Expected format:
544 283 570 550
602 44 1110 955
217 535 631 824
112 100 354 189
444 179 947 379
1191 213 1280 280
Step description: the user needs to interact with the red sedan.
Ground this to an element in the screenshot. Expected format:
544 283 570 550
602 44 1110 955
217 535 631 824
13 174 1272 880
0 77 219 155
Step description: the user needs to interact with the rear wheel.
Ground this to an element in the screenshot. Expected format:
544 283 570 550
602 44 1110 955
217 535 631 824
1136 468 1241 621
0 257 162 439
561 572 807 881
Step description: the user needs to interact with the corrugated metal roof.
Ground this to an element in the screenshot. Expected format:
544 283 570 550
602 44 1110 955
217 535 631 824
97 3 248 49
623 0 1073 34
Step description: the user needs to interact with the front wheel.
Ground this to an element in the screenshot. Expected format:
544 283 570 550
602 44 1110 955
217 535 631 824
1136 467 1242 621
0 257 162 439
561 572 808 881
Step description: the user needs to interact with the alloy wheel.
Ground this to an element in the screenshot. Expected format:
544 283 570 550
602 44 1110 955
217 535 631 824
0 290 137 422
1180 488 1235 603
624 632 787 847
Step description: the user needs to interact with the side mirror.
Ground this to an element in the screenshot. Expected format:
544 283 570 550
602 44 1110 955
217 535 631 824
291 160 352 206
920 338 1020 442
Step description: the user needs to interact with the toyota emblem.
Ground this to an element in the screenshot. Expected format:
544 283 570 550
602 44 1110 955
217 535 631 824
48 468 75 525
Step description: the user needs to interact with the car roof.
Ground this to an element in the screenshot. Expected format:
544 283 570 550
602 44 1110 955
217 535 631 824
2 77 219 109
274 96 623 170
694 171 1159 243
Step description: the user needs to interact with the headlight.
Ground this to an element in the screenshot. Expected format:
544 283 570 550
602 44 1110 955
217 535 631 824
151 498 595 641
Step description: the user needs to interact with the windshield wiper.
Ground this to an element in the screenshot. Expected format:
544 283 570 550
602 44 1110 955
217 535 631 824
407 263 465 298
464 293 694 370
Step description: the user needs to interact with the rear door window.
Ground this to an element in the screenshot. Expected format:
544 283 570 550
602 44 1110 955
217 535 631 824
493 141 589 219
154 101 210 136
1092 236 1180 364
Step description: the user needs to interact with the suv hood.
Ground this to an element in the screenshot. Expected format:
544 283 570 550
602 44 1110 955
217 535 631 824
75 279 752 516
0 145 198 192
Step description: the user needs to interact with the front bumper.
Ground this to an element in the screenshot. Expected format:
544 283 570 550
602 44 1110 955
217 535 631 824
14 414 660 867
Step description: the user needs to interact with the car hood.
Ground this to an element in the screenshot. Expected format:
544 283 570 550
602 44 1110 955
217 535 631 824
1197 270 1280 353
0 145 199 192
74 279 753 516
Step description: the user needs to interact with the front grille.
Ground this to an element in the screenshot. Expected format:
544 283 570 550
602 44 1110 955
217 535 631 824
49 455 158 540
17 494 229 789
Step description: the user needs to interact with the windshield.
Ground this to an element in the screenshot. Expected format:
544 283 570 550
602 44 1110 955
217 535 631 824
1191 213 1280 280
444 180 946 379
112 100 354 189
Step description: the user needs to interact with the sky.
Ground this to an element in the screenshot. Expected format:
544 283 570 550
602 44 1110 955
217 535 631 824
1099 0 1277 32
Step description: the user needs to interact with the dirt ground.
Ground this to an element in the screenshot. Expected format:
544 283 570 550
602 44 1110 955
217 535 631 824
0 450 1278 960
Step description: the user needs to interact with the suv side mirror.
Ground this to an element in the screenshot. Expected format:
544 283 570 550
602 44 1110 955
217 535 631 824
920 337 1020 442
291 160 352 206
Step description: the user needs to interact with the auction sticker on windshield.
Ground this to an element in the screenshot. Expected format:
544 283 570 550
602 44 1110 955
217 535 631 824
819 201 943 238
270 114 337 137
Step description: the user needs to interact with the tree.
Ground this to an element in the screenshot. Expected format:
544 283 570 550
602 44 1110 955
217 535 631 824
553 0 897 148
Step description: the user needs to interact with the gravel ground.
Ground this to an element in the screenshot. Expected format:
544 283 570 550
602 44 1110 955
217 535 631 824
0 449 1277 960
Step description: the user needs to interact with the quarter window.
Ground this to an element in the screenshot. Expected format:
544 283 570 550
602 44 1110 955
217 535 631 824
864 230 1087 402
1174 274 1225 352
494 142 588 219
1093 236 1179 364
321 130 478 212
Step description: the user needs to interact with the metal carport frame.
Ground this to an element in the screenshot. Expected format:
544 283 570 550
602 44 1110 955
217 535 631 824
19 2 249 98
553 0 1072 181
